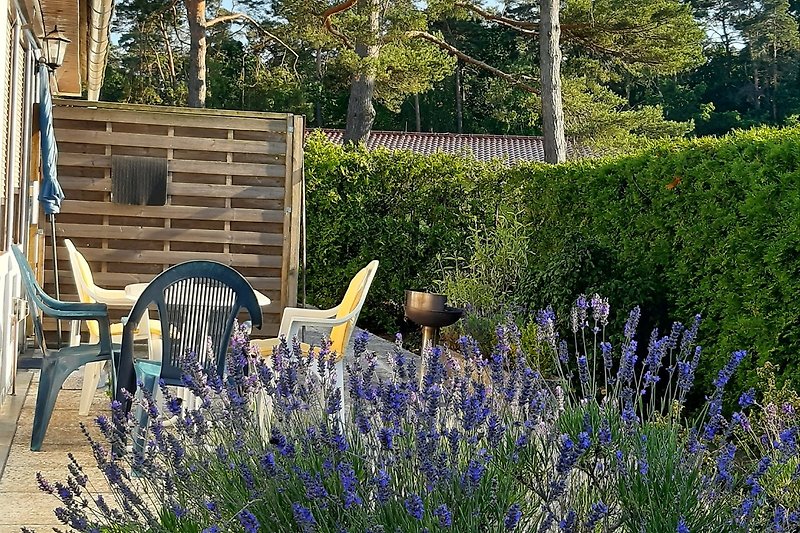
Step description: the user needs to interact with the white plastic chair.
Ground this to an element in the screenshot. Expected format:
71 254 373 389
64 239 161 415
252 260 379 421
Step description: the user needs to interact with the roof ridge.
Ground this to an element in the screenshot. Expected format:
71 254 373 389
310 128 548 141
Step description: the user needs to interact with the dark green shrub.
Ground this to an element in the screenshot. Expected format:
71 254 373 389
305 127 800 398
304 132 512 333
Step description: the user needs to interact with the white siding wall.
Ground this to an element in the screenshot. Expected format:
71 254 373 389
0 3 27 408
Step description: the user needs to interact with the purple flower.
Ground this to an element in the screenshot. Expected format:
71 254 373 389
237 509 259 533
577 356 590 385
337 462 362 509
599 418 612 446
571 295 588 332
434 504 453 528
590 294 610 326
716 443 736 488
666 322 683 350
739 388 756 408
713 350 747 389
601 342 613 370
292 503 316 533
617 341 638 385
676 361 694 394
260 452 277 477
731 412 751 431
404 494 424 520
463 457 486 489
504 504 522 530
559 509 577 533
374 469 391 504
487 415 506 448
586 501 608 529
624 306 641 338
677 517 690 533
577 431 591 451
299 470 328 501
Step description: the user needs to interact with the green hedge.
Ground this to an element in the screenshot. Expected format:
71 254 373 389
304 133 512 333
305 128 800 395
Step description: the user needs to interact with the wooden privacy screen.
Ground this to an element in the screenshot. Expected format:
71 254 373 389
44 100 304 337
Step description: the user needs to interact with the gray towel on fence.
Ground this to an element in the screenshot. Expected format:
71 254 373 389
111 155 168 205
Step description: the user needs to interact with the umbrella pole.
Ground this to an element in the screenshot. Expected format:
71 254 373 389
50 214 62 347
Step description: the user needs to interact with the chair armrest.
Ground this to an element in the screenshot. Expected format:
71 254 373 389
37 299 110 321
84 285 131 307
279 305 340 332
282 307 359 343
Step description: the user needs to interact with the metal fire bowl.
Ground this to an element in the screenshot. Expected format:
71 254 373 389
404 306 464 328
405 290 447 312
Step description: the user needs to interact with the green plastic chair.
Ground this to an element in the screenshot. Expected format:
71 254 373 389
114 260 262 457
11 245 117 451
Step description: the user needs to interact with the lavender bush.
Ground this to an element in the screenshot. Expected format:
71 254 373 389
31 297 800 532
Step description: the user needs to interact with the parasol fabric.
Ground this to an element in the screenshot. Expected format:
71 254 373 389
38 64 64 215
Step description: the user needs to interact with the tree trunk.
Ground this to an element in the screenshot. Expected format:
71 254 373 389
539 0 567 164
414 93 421 132
455 60 463 133
315 47 324 127
772 36 778 122
343 0 380 144
185 0 207 108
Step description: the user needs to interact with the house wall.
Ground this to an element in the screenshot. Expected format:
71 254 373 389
0 2 36 408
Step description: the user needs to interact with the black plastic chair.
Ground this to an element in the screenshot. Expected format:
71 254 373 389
115 260 262 441
11 245 116 451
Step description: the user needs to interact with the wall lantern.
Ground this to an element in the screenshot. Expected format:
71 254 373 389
40 25 70 70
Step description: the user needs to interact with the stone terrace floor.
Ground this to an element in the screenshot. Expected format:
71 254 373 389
0 328 407 531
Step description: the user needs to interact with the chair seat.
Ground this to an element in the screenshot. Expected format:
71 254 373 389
252 337 343 362
134 359 163 379
111 320 162 338
51 342 121 364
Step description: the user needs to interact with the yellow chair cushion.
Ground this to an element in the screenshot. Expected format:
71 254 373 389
252 337 343 362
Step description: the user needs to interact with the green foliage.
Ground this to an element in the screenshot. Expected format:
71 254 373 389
304 132 508 333
511 126 800 398
306 127 800 401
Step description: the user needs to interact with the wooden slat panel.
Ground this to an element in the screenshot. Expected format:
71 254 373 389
57 176 285 200
59 128 286 155
54 223 284 246
170 183 285 200
54 99 292 128
58 152 286 178
60 200 284 223
71 247 284 268
47 101 302 339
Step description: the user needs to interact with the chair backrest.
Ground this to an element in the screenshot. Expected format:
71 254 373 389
64 239 102 338
64 240 96 304
123 260 263 383
11 245 51 354
329 260 379 354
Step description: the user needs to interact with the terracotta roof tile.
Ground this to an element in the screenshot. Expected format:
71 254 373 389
312 129 587 164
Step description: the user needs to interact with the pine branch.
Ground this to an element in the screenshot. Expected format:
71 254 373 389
320 0 358 48
454 1 538 35
406 30 539 94
205 13 246 27
201 12 300 76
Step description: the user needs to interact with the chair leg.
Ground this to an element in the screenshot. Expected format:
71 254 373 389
31 359 76 451
133 371 159 460
255 390 273 442
78 360 105 416
335 359 346 427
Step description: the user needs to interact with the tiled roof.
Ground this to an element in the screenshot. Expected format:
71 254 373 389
314 129 587 164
